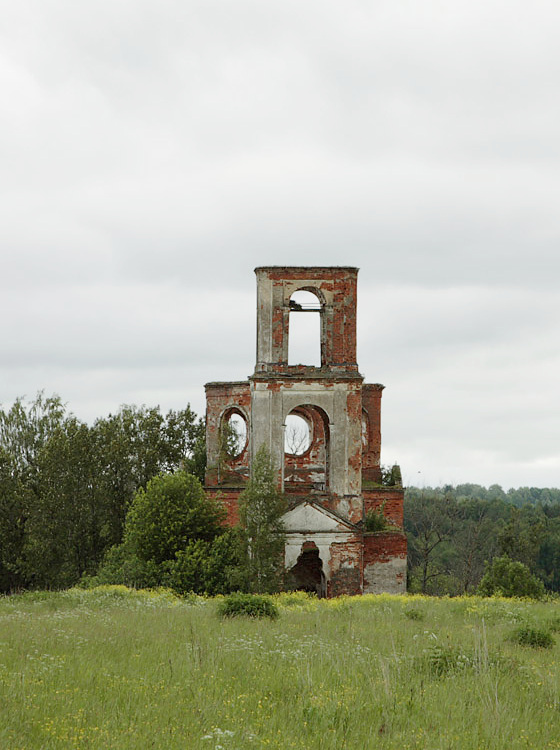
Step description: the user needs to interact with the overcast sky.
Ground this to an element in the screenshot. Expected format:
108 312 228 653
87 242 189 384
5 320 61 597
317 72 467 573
2 1 559 490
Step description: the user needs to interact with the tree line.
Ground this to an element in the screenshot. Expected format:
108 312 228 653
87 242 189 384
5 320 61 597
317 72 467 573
1 393 559 597
0 393 205 592
406 485 560 595
0 393 286 596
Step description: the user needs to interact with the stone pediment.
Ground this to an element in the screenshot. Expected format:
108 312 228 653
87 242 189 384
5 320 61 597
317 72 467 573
282 501 357 533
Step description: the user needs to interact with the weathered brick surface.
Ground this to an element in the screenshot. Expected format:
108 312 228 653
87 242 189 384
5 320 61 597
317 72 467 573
363 532 407 594
205 382 251 488
363 488 405 527
206 489 243 526
362 383 383 480
363 532 407 564
328 540 363 596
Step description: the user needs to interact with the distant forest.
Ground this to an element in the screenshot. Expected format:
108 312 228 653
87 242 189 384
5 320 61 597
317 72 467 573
1 393 559 595
405 484 560 595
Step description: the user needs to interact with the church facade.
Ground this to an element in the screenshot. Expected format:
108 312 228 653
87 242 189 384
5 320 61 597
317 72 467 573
204 266 406 596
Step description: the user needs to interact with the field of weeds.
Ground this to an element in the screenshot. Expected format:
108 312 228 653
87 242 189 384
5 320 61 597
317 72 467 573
1 587 560 749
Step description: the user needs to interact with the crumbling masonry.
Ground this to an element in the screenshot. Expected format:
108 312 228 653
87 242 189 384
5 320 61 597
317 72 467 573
205 266 407 596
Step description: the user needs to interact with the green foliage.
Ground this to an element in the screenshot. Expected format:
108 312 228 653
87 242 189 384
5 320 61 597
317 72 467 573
478 556 546 599
0 392 66 481
24 418 106 588
364 507 388 532
94 475 243 596
546 616 560 633
509 625 554 649
421 645 473 677
380 464 402 487
405 490 457 594
217 592 279 619
124 471 225 565
238 446 287 594
417 643 507 677
0 448 28 591
404 484 560 596
404 606 425 621
92 404 206 544
166 530 244 596
83 543 163 590
0 394 206 592
0 394 67 590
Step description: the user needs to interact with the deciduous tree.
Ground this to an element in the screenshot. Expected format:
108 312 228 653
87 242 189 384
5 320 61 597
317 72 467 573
238 446 287 593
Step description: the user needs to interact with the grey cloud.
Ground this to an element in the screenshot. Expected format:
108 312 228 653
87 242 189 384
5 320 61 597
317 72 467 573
1 1 559 488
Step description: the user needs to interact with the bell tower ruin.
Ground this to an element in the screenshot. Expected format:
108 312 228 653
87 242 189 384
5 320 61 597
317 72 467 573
205 266 407 596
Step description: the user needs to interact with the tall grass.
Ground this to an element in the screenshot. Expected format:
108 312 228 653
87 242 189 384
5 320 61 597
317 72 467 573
1 587 559 749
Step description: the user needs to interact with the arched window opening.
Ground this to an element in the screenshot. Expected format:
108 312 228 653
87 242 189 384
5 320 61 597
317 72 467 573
284 405 329 493
284 413 311 456
223 411 248 458
288 290 322 367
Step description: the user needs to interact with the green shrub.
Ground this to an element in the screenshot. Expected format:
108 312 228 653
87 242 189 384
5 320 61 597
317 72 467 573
125 471 225 564
166 530 243 596
418 644 507 676
86 543 162 589
217 592 279 620
90 529 243 597
364 508 388 532
478 556 546 599
424 645 472 676
509 626 554 649
381 464 402 486
404 606 425 621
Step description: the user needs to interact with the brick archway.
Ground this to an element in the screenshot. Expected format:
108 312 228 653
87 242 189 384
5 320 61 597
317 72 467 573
284 404 330 493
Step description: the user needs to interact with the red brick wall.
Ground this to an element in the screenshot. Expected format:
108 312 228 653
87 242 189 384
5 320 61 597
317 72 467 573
205 382 251 488
363 532 407 566
363 532 407 593
206 488 243 527
256 266 358 369
327 539 363 596
361 383 383 481
363 488 405 527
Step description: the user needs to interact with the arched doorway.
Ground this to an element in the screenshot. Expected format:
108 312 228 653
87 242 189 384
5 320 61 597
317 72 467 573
288 542 326 597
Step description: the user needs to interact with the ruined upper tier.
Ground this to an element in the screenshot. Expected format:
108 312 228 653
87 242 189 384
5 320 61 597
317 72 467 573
254 266 360 376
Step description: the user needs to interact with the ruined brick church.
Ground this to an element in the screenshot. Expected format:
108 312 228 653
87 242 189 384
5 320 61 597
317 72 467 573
204 267 406 596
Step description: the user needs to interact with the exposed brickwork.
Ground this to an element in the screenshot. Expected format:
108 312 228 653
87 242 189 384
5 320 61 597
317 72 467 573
363 488 405 527
363 532 407 565
206 488 243 526
205 382 251 488
362 384 383 482
254 266 359 372
328 540 363 597
363 532 407 594
284 404 329 490
204 266 406 596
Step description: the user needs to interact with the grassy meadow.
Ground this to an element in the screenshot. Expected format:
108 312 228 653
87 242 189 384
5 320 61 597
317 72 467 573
1 588 560 749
